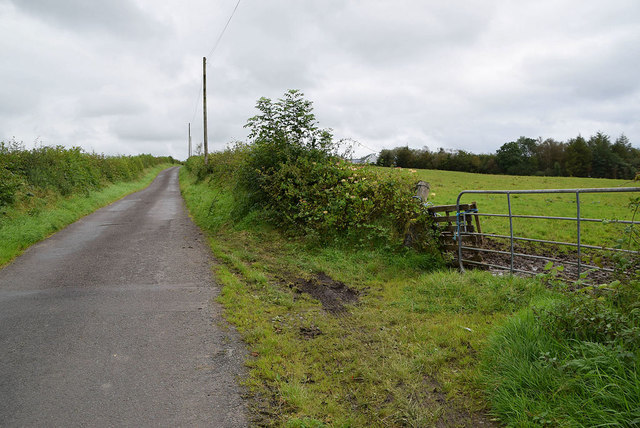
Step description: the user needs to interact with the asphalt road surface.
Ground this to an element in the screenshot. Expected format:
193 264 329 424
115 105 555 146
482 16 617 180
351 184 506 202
0 167 248 427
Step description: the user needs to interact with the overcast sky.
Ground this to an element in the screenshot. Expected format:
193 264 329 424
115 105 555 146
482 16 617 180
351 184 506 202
1 0 639 159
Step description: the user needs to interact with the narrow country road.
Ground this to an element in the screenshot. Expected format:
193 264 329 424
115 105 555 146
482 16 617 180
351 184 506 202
0 167 248 427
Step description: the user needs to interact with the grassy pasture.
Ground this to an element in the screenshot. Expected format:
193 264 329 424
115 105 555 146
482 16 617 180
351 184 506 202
372 167 640 249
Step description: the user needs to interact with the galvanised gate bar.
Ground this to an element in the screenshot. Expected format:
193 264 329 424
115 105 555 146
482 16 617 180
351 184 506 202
452 187 640 278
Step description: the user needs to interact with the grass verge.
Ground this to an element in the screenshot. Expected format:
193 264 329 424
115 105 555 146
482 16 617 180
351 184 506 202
481 286 640 427
0 164 173 266
180 168 550 427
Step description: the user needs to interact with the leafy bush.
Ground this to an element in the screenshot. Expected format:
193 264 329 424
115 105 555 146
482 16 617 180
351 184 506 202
185 90 439 250
260 156 435 246
0 159 21 207
0 141 24 207
535 282 640 355
235 89 336 211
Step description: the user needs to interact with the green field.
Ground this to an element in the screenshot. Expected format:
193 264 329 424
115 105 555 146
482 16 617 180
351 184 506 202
180 156 639 427
372 166 640 249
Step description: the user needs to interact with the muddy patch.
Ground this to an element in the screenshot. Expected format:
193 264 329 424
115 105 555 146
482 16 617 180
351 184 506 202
293 272 359 314
456 237 627 284
420 376 497 427
299 325 323 339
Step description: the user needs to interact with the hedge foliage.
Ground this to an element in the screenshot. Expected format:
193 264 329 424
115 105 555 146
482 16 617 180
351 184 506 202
185 90 439 251
0 140 175 208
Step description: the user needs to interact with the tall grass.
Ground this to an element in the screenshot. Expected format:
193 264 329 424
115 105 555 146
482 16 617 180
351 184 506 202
482 294 640 426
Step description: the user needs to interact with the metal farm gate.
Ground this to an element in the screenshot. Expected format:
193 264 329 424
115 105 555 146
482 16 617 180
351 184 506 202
429 187 640 281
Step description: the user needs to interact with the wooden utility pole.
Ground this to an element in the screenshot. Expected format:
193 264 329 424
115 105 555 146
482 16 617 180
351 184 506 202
202 57 209 165
188 122 192 158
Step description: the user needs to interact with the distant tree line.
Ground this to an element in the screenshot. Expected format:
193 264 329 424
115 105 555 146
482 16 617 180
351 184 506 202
376 132 639 179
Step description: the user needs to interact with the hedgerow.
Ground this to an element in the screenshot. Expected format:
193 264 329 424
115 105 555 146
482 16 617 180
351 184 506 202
0 139 175 209
185 90 438 250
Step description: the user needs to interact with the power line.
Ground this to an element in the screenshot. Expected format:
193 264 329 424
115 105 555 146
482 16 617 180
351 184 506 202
355 140 379 154
190 81 202 125
207 0 242 58
187 0 242 151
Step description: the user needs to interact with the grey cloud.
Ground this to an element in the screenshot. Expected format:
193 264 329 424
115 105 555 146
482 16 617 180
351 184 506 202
110 113 182 143
8 0 163 37
529 38 640 102
78 91 147 118
0 77 40 115
326 2 492 65
2 0 639 160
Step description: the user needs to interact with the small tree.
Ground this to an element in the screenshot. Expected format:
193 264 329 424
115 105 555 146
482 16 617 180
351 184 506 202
565 135 592 177
589 132 615 178
236 90 336 211
496 137 538 175
377 149 394 167
244 89 334 155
